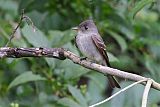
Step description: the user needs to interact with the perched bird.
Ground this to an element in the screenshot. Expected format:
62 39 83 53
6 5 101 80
72 20 120 88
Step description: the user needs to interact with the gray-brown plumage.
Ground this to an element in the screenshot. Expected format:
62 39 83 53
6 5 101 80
72 20 120 88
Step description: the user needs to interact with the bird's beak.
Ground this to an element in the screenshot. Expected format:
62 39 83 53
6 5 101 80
72 27 78 31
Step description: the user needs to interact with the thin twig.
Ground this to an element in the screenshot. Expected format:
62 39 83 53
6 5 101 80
89 79 147 107
23 15 36 32
5 9 35 47
5 9 24 47
141 79 152 107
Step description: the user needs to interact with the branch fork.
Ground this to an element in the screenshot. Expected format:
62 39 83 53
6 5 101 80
89 78 153 107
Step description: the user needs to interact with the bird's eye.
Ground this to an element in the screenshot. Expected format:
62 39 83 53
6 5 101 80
84 25 88 30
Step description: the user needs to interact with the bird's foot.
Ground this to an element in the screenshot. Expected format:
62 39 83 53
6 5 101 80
80 57 87 61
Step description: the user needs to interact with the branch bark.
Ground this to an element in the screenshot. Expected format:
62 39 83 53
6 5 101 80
0 47 65 60
1 47 160 91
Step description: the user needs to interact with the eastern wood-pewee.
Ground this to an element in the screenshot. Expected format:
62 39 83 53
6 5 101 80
72 20 120 88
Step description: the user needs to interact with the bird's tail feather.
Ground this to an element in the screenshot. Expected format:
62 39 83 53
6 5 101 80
102 61 121 88
107 75 121 88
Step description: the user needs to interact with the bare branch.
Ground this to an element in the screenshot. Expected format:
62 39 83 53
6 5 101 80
64 50 160 91
89 79 147 107
0 47 160 91
0 47 65 60
5 9 24 47
141 79 153 107
5 9 35 47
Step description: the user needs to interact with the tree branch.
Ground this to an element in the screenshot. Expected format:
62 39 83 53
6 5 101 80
141 79 152 107
0 47 65 60
89 79 147 107
5 9 35 47
0 47 160 91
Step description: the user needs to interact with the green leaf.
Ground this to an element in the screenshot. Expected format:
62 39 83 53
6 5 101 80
144 55 160 82
49 30 64 46
68 85 88 107
0 0 18 17
86 72 107 104
86 72 107 90
119 26 135 40
45 58 56 69
58 98 82 107
107 52 119 62
49 30 76 47
60 59 89 79
129 0 155 19
111 81 144 107
8 71 46 90
22 25 50 47
57 43 89 79
56 30 76 47
107 30 127 51
111 81 160 107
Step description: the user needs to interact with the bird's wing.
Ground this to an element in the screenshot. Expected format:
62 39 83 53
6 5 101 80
75 35 78 48
91 34 111 67
91 34 121 88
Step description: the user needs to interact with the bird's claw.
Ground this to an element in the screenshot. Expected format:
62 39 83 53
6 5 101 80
80 57 87 61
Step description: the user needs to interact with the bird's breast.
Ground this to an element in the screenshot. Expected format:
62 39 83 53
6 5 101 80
76 34 103 62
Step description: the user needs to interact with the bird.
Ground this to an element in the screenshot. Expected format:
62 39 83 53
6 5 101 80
72 20 120 88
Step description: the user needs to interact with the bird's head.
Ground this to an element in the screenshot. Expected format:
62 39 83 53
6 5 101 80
72 20 98 34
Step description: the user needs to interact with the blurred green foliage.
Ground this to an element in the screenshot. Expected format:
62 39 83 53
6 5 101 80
0 0 160 107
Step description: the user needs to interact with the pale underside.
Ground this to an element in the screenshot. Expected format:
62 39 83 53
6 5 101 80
76 32 106 65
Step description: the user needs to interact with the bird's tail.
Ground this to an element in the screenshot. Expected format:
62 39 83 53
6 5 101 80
102 61 121 88
107 75 121 88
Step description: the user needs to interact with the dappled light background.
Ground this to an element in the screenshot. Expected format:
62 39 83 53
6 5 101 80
0 0 160 107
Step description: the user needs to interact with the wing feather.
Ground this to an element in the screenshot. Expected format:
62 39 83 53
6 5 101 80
91 35 121 88
75 35 78 48
91 35 111 67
